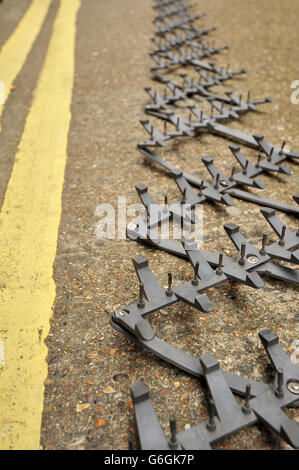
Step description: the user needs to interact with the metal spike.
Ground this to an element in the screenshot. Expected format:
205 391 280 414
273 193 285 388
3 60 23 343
268 146 274 162
260 233 268 255
230 165 236 181
216 254 223 276
164 120 167 135
279 225 286 246
166 272 174 296
181 187 187 204
275 368 284 398
137 283 145 309
214 173 220 189
279 141 286 154
206 398 216 431
243 160 249 175
242 384 252 414
256 154 261 168
239 242 246 266
169 416 178 449
192 261 200 286
198 180 204 196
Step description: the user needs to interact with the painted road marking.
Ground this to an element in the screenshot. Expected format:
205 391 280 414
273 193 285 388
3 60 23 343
0 81 4 105
0 0 52 125
0 342 4 365
0 0 81 450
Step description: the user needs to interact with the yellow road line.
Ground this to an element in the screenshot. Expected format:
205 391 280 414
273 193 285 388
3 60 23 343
0 0 52 126
0 0 81 450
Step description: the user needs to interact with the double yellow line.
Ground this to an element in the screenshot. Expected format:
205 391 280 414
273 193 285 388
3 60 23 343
0 0 81 449
0 0 52 125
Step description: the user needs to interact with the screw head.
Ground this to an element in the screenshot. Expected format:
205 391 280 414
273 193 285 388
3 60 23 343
114 309 128 318
128 223 137 230
247 255 259 264
288 381 299 395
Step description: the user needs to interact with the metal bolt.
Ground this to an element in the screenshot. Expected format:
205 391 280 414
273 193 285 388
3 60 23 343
214 173 220 189
137 283 145 309
256 154 261 168
216 254 223 276
279 225 286 246
242 384 252 415
192 261 200 286
181 187 187 204
114 309 129 318
164 120 167 135
176 117 180 131
150 125 154 139
243 160 249 175
279 141 286 154
169 416 178 449
247 91 251 103
206 398 217 432
198 180 204 196
287 381 299 395
166 272 174 296
200 110 203 122
230 165 236 181
239 243 246 266
260 233 268 255
275 368 284 398
239 94 242 104
268 147 274 162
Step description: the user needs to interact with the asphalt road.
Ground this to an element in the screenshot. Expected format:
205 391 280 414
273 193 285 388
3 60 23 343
0 0 298 450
